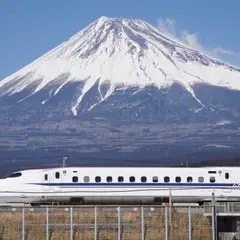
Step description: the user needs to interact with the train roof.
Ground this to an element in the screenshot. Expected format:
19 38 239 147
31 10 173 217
15 165 240 173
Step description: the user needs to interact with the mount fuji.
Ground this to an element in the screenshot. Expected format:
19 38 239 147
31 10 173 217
1 16 240 125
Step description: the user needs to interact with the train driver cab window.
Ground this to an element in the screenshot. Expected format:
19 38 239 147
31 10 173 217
44 174 48 181
164 176 170 183
198 177 204 183
210 176 215 183
7 172 22 178
55 172 60 179
84 176 90 182
152 176 158 182
187 177 193 183
72 176 78 182
118 176 124 182
141 176 147 182
95 176 101 182
130 176 135 182
225 173 229 179
175 177 181 183
107 176 112 182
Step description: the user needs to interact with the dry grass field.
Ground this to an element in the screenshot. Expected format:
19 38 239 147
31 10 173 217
0 206 212 240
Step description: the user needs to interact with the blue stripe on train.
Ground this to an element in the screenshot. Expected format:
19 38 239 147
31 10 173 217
32 182 235 187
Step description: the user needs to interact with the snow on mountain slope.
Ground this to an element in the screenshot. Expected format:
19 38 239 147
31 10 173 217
0 16 240 117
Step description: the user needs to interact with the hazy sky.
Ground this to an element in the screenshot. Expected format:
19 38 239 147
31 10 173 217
1 0 240 80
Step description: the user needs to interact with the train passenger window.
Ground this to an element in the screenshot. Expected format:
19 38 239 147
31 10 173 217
72 176 78 182
225 173 229 179
210 177 215 183
141 176 147 182
187 177 193 183
95 176 101 182
84 176 90 182
164 177 170 183
152 176 158 182
130 176 135 182
175 177 181 183
55 172 60 179
118 176 124 182
107 176 112 182
198 177 204 183
44 174 48 181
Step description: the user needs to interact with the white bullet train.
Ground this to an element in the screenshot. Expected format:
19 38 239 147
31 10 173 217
0 166 239 206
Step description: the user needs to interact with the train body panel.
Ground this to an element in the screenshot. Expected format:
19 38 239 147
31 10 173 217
0 166 239 205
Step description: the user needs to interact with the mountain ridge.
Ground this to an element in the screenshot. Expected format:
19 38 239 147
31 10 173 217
0 16 240 124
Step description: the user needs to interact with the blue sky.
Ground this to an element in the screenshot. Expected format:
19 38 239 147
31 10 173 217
1 0 240 80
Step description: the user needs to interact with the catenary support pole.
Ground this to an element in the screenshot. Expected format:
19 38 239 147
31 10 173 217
169 188 172 225
211 192 217 240
165 206 168 240
141 206 144 240
188 206 192 240
95 207 97 240
22 207 25 240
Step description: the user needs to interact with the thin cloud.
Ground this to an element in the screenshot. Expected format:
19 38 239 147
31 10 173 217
157 17 240 59
157 18 176 37
158 18 205 53
180 31 204 52
213 47 239 56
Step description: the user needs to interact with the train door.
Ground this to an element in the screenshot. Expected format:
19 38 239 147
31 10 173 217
53 170 62 192
222 170 231 193
43 172 51 191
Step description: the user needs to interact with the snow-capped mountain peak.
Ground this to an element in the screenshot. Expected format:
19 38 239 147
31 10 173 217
0 16 240 117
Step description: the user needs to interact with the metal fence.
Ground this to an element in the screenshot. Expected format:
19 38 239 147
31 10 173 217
204 201 240 216
0 205 215 240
